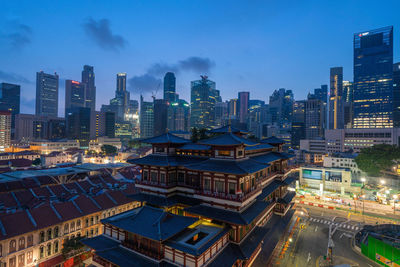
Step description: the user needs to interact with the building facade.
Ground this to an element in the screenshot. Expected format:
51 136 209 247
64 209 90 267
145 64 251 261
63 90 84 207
353 26 394 128
36 71 59 117
329 67 344 130
164 72 176 102
81 65 96 111
0 111 11 152
190 76 220 129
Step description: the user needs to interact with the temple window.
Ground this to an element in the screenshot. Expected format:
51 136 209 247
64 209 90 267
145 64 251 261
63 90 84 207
178 172 185 184
204 178 211 191
160 173 166 184
150 172 157 182
143 171 148 180
228 182 236 194
217 150 231 157
215 180 225 193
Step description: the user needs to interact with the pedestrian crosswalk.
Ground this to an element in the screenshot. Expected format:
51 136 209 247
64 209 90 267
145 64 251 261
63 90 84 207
308 217 361 231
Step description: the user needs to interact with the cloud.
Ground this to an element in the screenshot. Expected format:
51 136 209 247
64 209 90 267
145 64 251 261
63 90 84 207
147 57 215 76
0 70 32 84
128 57 215 94
0 21 32 49
128 74 162 94
178 57 215 73
83 18 127 51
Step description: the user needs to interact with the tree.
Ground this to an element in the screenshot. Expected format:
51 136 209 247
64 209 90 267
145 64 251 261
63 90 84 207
199 128 208 140
101 145 118 156
128 139 142 149
191 127 199 143
32 158 41 166
62 236 84 258
355 144 400 176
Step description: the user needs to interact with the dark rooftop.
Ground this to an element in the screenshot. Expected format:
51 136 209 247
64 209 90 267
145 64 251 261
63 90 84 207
199 132 256 146
207 125 248 134
185 200 274 225
103 206 198 241
140 133 190 144
260 136 286 145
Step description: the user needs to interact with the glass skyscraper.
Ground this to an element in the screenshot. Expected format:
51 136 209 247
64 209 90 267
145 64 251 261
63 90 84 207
353 26 394 128
190 76 220 129
36 71 59 117
81 65 96 111
163 72 176 103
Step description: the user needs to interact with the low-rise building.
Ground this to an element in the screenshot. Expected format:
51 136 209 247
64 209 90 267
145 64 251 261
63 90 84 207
88 137 122 153
325 128 400 153
29 140 80 154
0 172 139 267
299 166 353 194
323 153 361 175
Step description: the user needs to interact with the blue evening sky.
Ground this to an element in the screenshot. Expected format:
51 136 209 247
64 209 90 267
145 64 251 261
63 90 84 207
0 0 399 115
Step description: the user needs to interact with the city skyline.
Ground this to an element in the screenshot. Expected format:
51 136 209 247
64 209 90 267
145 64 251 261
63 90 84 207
1 1 400 115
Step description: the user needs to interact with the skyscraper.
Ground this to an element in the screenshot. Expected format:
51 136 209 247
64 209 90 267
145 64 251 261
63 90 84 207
140 95 154 138
353 26 394 128
305 97 326 139
0 111 11 151
343 81 354 128
153 99 169 136
163 72 176 102
65 80 85 115
81 65 96 111
394 63 400 127
269 88 294 127
238 92 249 124
190 76 220 128
102 73 130 122
66 107 91 148
329 67 344 129
0 82 20 131
36 71 59 117
228 99 238 118
167 99 190 132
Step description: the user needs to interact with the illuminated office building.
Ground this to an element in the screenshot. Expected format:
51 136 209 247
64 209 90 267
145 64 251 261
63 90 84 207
353 26 394 128
0 111 11 151
163 72 177 102
36 71 59 117
329 67 344 129
190 76 220 128
81 65 96 111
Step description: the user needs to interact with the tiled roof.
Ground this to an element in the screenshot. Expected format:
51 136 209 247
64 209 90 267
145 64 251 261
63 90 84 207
72 195 101 215
207 125 248 134
250 152 287 164
81 234 120 251
184 158 268 175
140 133 190 144
103 206 197 241
165 227 230 256
30 204 61 229
245 143 274 151
260 136 286 144
208 243 245 267
199 133 256 146
185 200 274 225
178 143 211 151
256 180 281 201
128 193 201 207
95 246 161 267
278 191 296 204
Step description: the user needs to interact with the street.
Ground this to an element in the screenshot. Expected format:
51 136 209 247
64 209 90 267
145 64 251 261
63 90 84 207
272 204 381 267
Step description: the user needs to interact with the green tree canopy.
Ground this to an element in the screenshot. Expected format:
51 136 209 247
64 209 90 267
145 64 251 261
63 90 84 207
32 158 41 166
101 145 118 156
355 144 400 176
191 127 199 143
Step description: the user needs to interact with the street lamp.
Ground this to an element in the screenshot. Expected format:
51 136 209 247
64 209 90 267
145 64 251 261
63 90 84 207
381 179 386 185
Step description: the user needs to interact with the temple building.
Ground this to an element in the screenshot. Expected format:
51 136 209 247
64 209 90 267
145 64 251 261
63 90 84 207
82 126 296 267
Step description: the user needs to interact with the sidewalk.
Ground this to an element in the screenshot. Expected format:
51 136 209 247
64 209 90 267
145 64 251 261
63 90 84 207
317 255 359 267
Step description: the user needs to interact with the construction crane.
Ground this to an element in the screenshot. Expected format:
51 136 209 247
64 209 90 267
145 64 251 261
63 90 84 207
151 82 161 101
